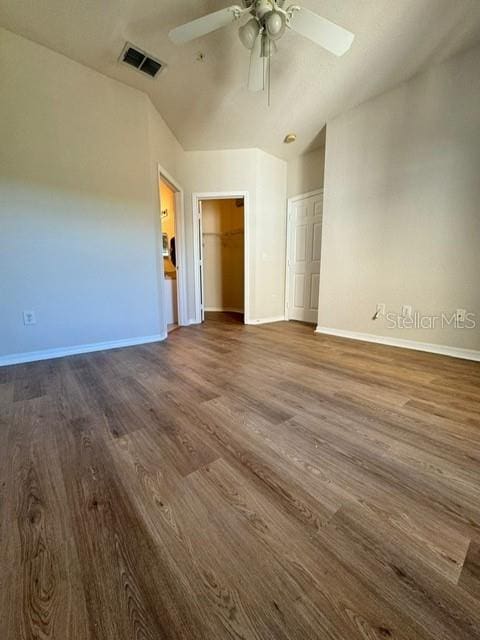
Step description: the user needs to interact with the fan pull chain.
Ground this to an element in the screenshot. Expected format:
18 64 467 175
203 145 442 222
268 48 271 107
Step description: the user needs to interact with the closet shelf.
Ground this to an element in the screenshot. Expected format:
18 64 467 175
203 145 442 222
203 228 244 237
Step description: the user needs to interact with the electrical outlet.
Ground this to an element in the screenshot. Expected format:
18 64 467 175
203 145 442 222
23 310 36 326
402 304 413 318
456 308 467 323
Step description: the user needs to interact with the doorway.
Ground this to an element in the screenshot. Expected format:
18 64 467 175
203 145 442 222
193 192 249 324
158 168 186 333
285 189 323 324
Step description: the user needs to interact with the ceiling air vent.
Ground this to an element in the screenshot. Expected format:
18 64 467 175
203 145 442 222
119 42 165 78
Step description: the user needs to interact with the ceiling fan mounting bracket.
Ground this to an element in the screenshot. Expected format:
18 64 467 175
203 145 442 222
283 5 301 25
230 5 252 20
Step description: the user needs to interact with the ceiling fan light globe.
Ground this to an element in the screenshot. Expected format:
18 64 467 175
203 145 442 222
239 18 260 50
265 11 286 40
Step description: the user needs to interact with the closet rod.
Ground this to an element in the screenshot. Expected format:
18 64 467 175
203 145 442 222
203 228 244 237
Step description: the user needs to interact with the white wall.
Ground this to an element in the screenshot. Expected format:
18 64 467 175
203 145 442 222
319 43 480 351
287 147 325 198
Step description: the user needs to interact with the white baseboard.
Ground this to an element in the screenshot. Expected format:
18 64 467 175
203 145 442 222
315 326 480 362
205 307 244 313
0 333 168 367
247 315 286 325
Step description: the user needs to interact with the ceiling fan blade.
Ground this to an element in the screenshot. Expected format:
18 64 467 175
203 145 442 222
289 8 354 56
169 5 242 45
248 33 265 92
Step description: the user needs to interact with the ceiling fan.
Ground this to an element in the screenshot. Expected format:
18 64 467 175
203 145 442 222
169 1 354 94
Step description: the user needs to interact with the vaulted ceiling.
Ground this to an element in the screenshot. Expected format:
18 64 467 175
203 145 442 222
1 0 480 159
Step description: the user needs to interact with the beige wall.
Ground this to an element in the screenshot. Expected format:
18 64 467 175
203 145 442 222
287 147 325 198
202 199 244 312
0 28 168 355
319 43 480 351
254 150 288 319
183 149 287 322
146 91 187 331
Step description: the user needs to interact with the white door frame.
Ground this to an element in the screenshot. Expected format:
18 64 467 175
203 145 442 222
157 165 188 329
285 189 323 321
192 191 250 324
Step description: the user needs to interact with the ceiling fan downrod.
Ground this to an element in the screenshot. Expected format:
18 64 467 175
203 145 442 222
240 1 300 102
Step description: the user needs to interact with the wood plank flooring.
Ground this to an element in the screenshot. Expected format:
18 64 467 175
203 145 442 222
1 311 480 639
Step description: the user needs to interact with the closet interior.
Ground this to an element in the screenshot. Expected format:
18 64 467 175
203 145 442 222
202 198 244 320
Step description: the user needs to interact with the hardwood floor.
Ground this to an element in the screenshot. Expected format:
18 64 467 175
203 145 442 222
1 312 480 639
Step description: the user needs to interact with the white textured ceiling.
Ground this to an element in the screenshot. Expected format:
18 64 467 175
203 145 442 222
1 0 480 160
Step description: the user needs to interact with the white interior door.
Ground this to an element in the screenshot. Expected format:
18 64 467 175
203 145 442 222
287 191 323 323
